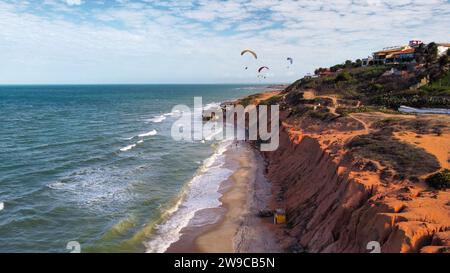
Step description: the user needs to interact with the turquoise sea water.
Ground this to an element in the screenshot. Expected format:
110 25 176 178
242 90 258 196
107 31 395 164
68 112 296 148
0 84 263 253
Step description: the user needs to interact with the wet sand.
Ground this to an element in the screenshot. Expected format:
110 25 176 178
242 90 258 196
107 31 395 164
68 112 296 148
166 142 281 253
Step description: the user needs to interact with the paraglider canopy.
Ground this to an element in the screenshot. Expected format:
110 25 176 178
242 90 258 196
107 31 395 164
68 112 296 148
258 66 269 73
287 57 293 65
241 49 257 59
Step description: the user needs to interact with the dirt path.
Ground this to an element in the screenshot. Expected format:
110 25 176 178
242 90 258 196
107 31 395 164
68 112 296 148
324 96 338 115
348 113 370 134
305 90 368 132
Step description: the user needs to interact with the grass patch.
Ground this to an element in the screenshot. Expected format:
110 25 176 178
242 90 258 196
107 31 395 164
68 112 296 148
238 94 260 107
373 118 448 135
285 90 304 105
335 71 353 82
336 106 396 116
259 94 284 106
289 105 313 117
308 108 335 121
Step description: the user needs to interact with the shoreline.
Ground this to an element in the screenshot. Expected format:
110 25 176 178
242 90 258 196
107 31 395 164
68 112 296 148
166 142 281 253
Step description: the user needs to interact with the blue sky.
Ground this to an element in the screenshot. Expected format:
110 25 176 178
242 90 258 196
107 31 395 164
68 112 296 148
0 0 449 84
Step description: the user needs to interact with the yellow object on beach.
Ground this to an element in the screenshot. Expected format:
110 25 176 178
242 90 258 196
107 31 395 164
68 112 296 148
274 209 286 224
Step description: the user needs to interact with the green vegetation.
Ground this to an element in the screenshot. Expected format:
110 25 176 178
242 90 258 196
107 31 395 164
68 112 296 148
308 108 335 121
277 43 449 186
294 65 394 102
353 65 388 79
239 94 259 107
335 71 353 82
372 92 450 108
336 106 396 116
285 90 305 105
288 105 313 117
373 118 447 135
425 169 450 190
422 72 450 95
285 42 450 109
301 78 319 89
259 94 284 106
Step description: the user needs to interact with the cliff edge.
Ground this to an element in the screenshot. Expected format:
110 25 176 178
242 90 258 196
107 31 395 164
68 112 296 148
242 87 450 253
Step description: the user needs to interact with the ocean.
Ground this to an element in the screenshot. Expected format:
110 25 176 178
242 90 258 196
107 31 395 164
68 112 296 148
0 84 265 253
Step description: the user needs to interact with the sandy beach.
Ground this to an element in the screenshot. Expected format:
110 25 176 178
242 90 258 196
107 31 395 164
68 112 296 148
167 142 281 253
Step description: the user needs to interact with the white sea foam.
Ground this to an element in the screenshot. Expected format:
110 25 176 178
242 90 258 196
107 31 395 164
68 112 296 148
47 182 65 190
120 138 144 151
138 130 157 137
0 202 4 211
203 102 221 111
46 166 137 210
144 140 233 253
163 110 182 117
120 144 136 152
203 127 224 141
147 115 166 123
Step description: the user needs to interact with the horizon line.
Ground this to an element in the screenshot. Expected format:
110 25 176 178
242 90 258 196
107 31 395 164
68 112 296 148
0 82 290 86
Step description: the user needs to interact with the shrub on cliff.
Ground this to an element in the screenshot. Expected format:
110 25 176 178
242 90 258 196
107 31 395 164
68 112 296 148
426 169 450 190
302 79 319 89
260 94 283 106
285 90 304 105
308 108 335 121
347 132 441 176
352 65 388 79
239 94 259 107
335 71 352 82
289 105 312 117
330 64 345 72
371 93 450 108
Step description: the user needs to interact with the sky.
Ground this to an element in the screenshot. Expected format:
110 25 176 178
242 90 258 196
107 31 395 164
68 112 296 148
0 0 449 84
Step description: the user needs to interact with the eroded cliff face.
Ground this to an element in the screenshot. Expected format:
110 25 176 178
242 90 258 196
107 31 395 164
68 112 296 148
262 116 450 253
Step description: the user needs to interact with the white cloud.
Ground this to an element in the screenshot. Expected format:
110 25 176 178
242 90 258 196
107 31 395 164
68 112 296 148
0 0 449 84
65 0 82 6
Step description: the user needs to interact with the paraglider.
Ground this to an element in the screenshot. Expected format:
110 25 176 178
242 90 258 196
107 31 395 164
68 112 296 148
257 66 269 80
258 66 269 73
239 50 295 79
241 49 257 59
241 49 258 70
241 49 257 71
287 57 293 69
